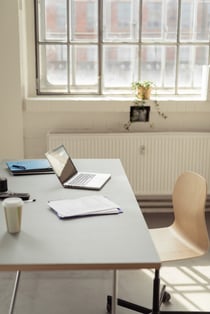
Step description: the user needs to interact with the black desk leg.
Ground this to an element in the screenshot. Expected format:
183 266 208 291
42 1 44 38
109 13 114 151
153 269 160 314
106 268 160 314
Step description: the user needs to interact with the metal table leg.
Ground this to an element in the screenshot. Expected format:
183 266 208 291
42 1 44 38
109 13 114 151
9 271 21 314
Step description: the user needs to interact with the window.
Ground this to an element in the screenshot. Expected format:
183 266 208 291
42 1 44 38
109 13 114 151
35 0 210 97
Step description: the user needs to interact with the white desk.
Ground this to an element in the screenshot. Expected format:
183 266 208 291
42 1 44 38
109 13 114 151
0 159 160 313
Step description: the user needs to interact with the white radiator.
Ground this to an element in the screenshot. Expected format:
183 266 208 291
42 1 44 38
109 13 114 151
47 132 210 197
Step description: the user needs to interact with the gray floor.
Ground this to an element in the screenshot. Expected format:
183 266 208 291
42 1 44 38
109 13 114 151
1 213 210 314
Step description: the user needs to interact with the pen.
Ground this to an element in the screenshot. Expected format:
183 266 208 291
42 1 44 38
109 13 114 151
24 199 36 203
12 165 26 170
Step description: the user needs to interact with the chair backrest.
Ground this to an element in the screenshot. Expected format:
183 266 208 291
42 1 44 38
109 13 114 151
172 171 209 254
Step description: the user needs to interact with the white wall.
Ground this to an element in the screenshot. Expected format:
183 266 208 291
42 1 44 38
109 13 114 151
0 0 24 159
0 0 210 160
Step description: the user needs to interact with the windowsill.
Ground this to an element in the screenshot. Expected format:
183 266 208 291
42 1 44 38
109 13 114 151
24 95 210 113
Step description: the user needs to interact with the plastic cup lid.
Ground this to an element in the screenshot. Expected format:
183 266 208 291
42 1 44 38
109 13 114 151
2 197 24 208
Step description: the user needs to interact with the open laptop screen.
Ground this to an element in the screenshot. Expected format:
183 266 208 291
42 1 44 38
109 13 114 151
46 145 77 185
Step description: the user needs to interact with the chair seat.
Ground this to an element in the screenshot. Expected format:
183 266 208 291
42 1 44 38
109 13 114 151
150 225 207 263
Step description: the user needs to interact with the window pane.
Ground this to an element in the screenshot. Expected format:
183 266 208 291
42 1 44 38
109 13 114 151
142 0 178 41
70 45 98 93
39 0 67 41
164 46 176 87
103 45 138 91
178 46 193 87
71 0 98 42
103 0 139 42
141 46 162 83
141 45 176 90
178 45 209 89
39 44 68 92
193 46 209 86
180 1 193 41
166 0 178 41
197 1 210 40
180 0 210 41
142 1 162 39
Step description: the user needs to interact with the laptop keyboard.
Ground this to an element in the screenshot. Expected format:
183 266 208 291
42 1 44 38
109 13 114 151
70 173 96 186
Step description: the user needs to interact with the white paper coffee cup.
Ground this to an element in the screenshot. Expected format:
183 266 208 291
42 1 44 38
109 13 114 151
2 198 23 233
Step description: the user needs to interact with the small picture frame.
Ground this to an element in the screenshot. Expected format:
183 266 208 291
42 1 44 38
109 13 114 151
130 105 150 122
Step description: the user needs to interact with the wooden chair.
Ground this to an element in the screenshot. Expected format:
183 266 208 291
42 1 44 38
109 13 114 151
150 171 210 307
107 171 210 313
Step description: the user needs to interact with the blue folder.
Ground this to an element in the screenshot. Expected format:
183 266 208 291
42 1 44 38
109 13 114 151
6 159 53 175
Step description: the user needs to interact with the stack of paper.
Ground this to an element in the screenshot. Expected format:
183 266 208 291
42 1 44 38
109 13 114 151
48 195 122 219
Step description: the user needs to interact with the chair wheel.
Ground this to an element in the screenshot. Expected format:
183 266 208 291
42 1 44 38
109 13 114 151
162 291 171 303
106 295 112 313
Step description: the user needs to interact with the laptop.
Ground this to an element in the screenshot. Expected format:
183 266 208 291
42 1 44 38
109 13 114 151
45 145 111 190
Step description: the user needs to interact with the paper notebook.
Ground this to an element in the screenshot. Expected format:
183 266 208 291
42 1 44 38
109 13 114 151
48 195 123 219
6 159 53 175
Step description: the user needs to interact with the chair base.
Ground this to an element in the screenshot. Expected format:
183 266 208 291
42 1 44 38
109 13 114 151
106 295 210 314
106 269 210 314
106 295 151 314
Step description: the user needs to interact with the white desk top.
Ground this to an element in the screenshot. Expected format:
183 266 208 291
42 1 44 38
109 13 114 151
0 159 160 271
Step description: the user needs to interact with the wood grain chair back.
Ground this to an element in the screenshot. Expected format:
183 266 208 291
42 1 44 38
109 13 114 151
172 171 209 255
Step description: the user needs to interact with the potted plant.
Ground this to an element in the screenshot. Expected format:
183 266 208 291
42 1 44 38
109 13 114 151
123 81 167 130
132 80 154 100
131 80 167 120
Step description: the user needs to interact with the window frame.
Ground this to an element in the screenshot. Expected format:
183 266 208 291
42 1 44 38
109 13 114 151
34 0 210 99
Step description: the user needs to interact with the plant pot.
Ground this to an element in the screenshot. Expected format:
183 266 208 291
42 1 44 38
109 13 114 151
137 87 152 100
